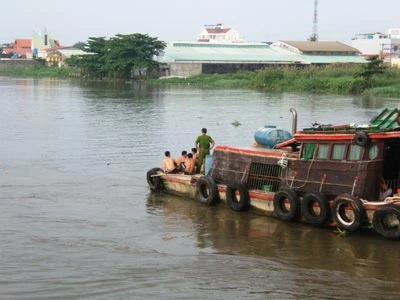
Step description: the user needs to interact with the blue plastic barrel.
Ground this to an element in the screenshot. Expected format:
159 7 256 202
254 125 292 148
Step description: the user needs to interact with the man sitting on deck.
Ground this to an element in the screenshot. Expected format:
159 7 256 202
175 150 188 171
184 153 196 175
379 177 393 200
162 151 178 174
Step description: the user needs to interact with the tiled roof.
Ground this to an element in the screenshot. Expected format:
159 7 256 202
2 48 32 55
280 41 360 53
206 28 231 34
14 39 31 48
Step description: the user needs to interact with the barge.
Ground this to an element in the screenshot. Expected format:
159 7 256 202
147 107 400 240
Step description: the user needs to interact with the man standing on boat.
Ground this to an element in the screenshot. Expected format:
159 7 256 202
195 128 214 173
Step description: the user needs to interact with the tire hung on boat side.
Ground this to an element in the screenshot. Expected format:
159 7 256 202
146 168 164 192
331 194 367 232
273 188 300 221
226 180 250 212
372 204 400 240
354 131 370 147
196 175 219 205
300 192 330 226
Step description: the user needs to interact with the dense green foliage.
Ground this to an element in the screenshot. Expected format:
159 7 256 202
66 34 166 80
155 61 400 97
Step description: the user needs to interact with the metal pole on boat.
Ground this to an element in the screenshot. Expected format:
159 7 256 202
290 171 297 189
351 176 359 195
290 108 297 135
319 174 327 192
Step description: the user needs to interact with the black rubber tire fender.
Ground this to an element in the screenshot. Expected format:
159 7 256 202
354 131 370 147
226 180 250 212
331 194 366 232
373 204 400 240
301 192 330 226
273 188 300 221
196 175 219 205
146 168 164 192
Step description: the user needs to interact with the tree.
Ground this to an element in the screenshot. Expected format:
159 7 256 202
355 55 386 88
105 34 166 79
66 34 166 80
72 42 87 51
308 34 317 42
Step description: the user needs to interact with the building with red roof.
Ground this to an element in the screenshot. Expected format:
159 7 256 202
197 23 244 43
2 39 33 58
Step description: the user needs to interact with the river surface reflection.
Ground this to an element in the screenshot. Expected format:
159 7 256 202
0 77 399 299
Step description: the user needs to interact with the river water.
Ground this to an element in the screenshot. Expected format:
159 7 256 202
1 76 400 299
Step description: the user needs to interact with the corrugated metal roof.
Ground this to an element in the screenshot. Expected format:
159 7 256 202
158 42 303 63
57 49 88 57
156 42 366 65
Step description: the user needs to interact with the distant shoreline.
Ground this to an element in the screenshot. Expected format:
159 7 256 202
1 64 400 98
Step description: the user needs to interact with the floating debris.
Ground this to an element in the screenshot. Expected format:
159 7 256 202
333 227 349 237
231 120 241 127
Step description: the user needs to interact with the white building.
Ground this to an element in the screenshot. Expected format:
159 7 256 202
197 24 244 43
351 29 400 61
32 28 61 58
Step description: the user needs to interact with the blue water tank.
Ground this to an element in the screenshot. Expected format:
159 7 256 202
205 155 214 175
254 125 292 148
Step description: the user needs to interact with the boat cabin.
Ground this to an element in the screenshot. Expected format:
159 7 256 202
211 108 400 202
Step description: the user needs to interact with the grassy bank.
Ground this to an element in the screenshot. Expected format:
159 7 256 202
2 64 400 98
155 64 400 97
0 65 78 79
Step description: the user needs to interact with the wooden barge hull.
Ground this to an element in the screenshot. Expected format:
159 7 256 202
150 171 400 238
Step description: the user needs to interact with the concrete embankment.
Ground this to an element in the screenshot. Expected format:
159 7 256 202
0 59 35 70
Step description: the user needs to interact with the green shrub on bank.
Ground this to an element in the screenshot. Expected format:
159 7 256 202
158 65 400 97
0 65 76 78
367 84 400 97
3 63 400 97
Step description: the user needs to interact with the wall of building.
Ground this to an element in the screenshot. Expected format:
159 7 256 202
352 37 391 56
169 62 202 77
391 57 400 68
0 59 36 70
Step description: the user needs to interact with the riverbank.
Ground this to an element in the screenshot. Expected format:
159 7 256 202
2 64 400 98
0 65 75 78
153 65 400 98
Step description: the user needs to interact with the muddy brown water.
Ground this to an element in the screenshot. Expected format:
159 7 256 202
1 77 399 299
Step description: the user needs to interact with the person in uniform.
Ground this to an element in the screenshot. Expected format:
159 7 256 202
195 128 214 173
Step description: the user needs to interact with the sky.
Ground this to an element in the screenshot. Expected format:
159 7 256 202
2 0 400 46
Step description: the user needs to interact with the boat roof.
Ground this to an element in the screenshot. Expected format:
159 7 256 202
276 107 400 146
